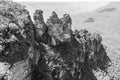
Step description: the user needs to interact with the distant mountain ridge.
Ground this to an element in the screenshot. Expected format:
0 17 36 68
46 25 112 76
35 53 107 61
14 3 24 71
72 2 120 56
73 2 120 37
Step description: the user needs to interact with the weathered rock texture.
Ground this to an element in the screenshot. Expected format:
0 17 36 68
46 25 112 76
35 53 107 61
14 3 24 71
0 0 35 80
0 0 111 80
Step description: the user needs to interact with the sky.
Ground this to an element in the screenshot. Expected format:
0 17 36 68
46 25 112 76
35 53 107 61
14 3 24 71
11 0 113 25
13 0 120 2
19 1 110 21
12 0 117 30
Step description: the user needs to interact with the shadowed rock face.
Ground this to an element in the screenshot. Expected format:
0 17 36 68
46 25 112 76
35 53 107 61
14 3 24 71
0 0 35 80
43 11 72 45
33 8 111 79
0 1 111 80
33 10 47 38
61 14 72 41
46 11 64 45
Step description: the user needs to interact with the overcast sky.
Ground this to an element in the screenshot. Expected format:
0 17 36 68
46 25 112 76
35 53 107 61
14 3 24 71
13 0 120 2
12 0 116 29
18 1 110 22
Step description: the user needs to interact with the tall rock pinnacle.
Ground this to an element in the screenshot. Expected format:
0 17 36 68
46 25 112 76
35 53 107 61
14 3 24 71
61 14 72 41
33 10 47 37
46 11 63 45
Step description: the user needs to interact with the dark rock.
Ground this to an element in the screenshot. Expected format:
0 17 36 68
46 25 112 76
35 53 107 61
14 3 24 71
32 9 111 80
61 14 72 41
46 11 63 45
33 10 47 37
0 0 35 80
45 12 72 45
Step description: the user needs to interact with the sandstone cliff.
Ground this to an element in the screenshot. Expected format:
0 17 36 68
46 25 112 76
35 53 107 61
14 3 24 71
0 0 111 80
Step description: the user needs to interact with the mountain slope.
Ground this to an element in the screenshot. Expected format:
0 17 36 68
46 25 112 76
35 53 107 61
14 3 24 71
73 2 120 80
73 2 120 36
73 2 120 51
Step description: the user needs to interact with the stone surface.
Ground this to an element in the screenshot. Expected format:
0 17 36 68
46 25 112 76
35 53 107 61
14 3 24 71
33 10 47 38
0 0 111 80
46 11 63 45
0 0 35 80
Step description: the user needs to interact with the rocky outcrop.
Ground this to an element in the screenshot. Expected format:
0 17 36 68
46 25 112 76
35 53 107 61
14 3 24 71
61 14 72 40
46 11 64 45
33 9 111 80
33 10 47 38
46 11 72 45
0 0 35 80
0 0 111 80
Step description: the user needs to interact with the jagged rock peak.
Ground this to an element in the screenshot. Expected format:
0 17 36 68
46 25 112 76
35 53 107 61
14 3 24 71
33 9 47 37
61 14 72 40
33 10 44 21
51 11 58 18
62 14 72 24
46 11 61 25
34 11 73 45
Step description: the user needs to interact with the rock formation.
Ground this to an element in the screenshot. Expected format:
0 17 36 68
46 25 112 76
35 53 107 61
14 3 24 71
0 0 111 80
0 0 35 80
46 12 72 45
46 11 63 45
33 10 47 38
61 14 72 41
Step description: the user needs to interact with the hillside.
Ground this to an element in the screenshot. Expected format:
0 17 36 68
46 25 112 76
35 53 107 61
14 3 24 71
72 2 120 55
73 2 120 37
73 2 120 80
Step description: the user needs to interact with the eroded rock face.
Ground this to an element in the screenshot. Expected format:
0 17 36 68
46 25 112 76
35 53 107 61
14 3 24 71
41 29 110 80
46 11 64 45
33 11 72 45
0 1 111 80
33 10 110 80
61 14 72 41
0 0 35 80
33 10 47 38
33 10 73 46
